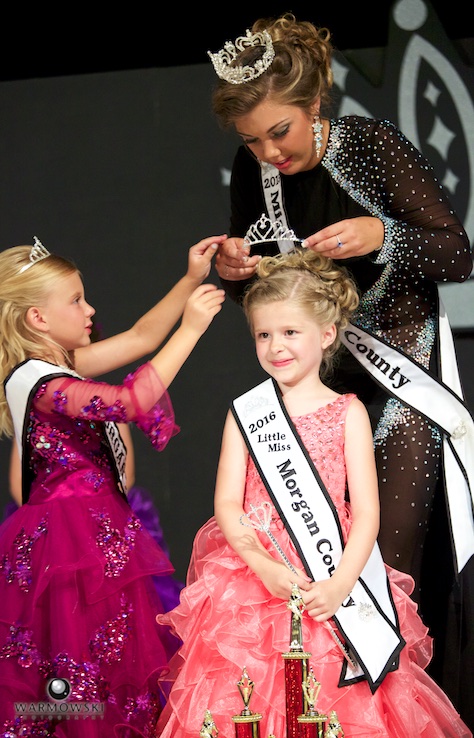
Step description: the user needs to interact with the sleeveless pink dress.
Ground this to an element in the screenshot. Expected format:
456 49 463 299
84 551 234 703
157 394 471 738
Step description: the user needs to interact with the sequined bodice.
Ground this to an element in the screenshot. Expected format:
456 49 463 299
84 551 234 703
27 407 118 501
8 361 177 504
245 394 354 517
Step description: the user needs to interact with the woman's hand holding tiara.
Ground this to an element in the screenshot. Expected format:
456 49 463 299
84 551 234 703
303 216 384 259
216 236 261 280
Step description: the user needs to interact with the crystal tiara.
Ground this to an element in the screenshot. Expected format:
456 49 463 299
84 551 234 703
19 236 51 273
208 29 275 85
243 213 303 248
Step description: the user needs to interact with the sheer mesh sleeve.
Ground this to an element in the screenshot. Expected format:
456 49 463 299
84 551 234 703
367 120 472 282
33 363 179 451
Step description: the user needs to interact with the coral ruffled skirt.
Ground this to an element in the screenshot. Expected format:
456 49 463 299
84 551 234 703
157 517 471 738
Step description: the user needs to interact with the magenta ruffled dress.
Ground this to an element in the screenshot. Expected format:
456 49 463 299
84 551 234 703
0 363 180 737
157 394 471 738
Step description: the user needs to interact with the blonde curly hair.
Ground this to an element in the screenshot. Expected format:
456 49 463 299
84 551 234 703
0 245 78 437
211 13 334 128
243 249 359 377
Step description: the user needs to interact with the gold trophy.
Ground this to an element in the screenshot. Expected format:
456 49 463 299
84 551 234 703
232 667 263 737
324 710 345 737
239 504 347 737
286 582 311 654
199 710 219 737
297 667 328 738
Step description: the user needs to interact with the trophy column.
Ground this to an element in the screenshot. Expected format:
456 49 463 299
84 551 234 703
281 584 312 738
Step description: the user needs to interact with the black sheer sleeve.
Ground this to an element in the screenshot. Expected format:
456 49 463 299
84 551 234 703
365 119 472 282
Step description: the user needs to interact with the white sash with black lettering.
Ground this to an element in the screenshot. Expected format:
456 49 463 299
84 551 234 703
341 318 474 573
5 359 128 501
259 162 295 253
232 378 404 692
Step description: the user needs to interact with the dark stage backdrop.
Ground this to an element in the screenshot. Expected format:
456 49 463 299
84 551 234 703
0 1 473 582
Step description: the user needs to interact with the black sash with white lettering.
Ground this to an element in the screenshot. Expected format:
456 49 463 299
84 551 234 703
341 322 474 573
232 378 405 692
5 359 128 504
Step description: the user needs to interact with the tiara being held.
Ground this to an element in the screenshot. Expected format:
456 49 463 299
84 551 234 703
208 29 275 84
243 213 303 252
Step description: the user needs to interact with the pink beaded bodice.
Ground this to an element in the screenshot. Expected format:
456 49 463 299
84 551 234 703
244 394 355 538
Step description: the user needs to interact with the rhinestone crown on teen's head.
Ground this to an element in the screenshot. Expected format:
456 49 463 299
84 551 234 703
208 29 275 84
19 236 51 274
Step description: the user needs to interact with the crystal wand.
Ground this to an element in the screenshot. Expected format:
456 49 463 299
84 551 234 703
240 502 357 670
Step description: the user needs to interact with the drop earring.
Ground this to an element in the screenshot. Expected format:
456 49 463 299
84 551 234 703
312 115 323 159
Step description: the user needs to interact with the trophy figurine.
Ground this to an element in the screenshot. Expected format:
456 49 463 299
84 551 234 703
324 711 345 737
287 581 306 652
297 667 328 738
282 584 312 738
232 667 263 737
200 710 219 737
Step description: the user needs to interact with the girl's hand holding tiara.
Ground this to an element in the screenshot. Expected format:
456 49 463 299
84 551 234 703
187 235 228 283
75 235 225 379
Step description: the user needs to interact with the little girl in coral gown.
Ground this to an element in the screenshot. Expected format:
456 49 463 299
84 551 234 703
157 249 471 738
0 235 225 737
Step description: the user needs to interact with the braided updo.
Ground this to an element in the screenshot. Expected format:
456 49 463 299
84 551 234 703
243 249 359 376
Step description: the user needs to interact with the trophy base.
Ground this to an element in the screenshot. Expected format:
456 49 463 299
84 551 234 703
232 714 263 723
281 651 312 659
297 713 328 723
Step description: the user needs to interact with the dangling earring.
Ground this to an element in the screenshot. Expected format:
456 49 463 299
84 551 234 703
312 115 323 159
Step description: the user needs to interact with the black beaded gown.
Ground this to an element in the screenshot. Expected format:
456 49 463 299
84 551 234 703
220 116 474 729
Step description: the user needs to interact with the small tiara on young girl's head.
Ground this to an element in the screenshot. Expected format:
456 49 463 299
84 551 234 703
19 237 51 273
208 29 275 84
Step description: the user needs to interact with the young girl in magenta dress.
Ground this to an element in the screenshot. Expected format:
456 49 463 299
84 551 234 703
0 235 225 737
157 249 471 738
